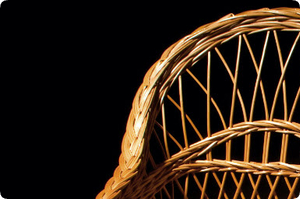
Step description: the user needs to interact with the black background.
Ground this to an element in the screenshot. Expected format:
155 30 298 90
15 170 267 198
0 1 299 199
82 1 299 198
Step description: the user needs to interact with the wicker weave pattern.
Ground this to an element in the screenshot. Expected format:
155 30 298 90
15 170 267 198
124 120 300 198
97 8 300 199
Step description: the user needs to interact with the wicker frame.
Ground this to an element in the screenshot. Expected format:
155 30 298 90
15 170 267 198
98 8 300 199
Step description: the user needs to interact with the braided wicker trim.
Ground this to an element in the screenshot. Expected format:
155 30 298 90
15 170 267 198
168 119 300 164
97 8 300 199
175 160 300 177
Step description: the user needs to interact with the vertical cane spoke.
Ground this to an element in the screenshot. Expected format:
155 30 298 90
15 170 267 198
269 32 300 166
233 173 246 199
175 178 186 196
155 121 184 151
186 69 227 130
246 31 271 164
284 177 294 195
268 176 280 199
192 173 209 199
167 95 204 140
179 75 189 149
273 30 288 120
287 178 299 199
266 175 279 199
214 47 247 124
289 86 300 122
218 172 229 199
243 32 270 122
153 128 168 160
247 173 262 199
270 31 300 120
231 172 246 199
184 174 189 199
161 103 171 159
206 51 212 161
226 35 243 163
207 51 212 137
212 172 229 199
250 174 262 199
201 173 209 199
230 35 244 127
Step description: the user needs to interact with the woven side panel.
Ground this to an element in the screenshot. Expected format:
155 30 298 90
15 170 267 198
125 119 300 198
97 8 300 199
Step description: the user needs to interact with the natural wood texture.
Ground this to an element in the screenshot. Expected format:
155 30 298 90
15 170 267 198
97 8 300 199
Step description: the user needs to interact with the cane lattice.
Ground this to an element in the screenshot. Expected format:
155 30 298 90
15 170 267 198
97 8 300 199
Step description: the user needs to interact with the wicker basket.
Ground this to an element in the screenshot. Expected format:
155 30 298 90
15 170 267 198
97 8 300 199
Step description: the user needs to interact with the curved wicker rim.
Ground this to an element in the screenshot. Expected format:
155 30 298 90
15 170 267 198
97 7 300 199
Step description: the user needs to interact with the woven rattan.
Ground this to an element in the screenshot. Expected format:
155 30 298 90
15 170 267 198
97 8 300 199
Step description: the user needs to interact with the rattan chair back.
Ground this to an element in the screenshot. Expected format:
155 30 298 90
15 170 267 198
98 8 300 199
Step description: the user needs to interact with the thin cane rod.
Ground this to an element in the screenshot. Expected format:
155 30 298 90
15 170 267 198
207 51 212 137
267 32 300 166
268 175 280 199
214 47 247 123
167 95 204 140
287 178 299 199
230 172 246 199
215 43 250 162
192 173 209 199
155 121 184 151
266 175 279 199
186 69 227 130
179 75 189 148
289 86 300 122
229 35 243 127
243 33 269 121
161 103 171 159
217 172 229 199
184 174 189 199
206 51 212 161
284 177 295 198
227 35 242 162
153 129 168 160
259 31 271 164
201 172 209 199
179 74 192 199
270 31 300 120
273 30 290 163
233 173 246 199
273 30 288 120
250 174 262 199
211 172 229 199
175 177 186 196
